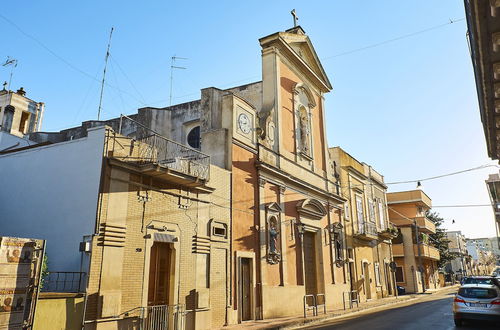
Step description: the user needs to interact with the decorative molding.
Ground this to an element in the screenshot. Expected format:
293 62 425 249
267 252 281 265
292 82 317 108
278 185 286 194
258 177 267 188
266 202 282 213
296 199 327 220
192 235 211 254
98 222 126 247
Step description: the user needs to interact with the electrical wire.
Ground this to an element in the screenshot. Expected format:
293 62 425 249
0 13 146 106
322 17 465 60
385 164 499 185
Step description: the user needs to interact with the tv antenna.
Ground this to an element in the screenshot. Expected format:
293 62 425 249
97 27 114 121
169 56 187 106
2 57 18 90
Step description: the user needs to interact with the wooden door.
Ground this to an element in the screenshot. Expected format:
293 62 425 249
148 242 172 306
240 258 252 321
303 232 317 295
385 263 393 295
363 262 371 299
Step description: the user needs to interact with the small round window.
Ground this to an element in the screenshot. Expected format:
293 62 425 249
187 126 200 149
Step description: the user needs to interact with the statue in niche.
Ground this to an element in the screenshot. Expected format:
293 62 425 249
298 106 310 155
267 216 281 264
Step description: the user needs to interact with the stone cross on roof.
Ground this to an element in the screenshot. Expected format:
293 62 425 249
291 9 298 27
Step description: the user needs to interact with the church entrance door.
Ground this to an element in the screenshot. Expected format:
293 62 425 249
303 232 318 295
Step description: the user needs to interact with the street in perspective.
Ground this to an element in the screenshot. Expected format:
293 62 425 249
1 1 500 329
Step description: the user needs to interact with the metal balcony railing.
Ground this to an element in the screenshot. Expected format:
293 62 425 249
40 271 86 293
136 133 210 180
356 221 378 237
111 115 210 181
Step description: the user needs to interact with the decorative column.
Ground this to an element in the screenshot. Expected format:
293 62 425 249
278 185 288 285
258 177 268 286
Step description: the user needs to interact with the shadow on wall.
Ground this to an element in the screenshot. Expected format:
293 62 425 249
33 294 84 330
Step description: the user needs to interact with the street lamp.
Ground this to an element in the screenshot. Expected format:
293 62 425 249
296 223 306 236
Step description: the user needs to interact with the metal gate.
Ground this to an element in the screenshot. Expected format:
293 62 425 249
140 305 186 330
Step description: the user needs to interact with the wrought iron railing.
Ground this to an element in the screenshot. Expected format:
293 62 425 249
40 271 85 293
140 305 186 330
356 221 378 236
136 134 210 180
111 115 210 181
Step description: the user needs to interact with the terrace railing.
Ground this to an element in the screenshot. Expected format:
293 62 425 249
112 115 210 181
40 271 86 293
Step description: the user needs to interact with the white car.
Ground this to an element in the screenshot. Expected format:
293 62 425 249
453 284 500 326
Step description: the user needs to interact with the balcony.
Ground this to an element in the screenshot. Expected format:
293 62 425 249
378 222 398 239
414 243 440 261
353 221 378 241
387 190 432 209
106 125 210 187
415 216 436 234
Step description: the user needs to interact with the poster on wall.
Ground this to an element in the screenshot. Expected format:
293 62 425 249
0 237 45 330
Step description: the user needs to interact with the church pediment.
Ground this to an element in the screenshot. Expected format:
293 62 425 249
280 31 332 91
259 27 333 92
296 199 327 220
266 202 282 214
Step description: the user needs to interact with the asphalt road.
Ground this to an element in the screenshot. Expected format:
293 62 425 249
305 291 499 330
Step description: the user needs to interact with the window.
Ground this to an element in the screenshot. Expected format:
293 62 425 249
368 200 375 223
356 196 364 232
19 112 30 134
395 266 404 282
1 105 14 132
211 222 227 239
344 203 350 220
378 199 385 230
187 126 200 149
374 262 381 286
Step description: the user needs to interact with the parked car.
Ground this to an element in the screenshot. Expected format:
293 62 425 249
462 276 500 289
397 285 406 295
453 284 500 326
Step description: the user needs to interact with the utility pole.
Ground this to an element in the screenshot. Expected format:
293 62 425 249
97 27 114 121
169 56 187 107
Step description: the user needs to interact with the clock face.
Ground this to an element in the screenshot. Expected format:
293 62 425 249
238 113 251 134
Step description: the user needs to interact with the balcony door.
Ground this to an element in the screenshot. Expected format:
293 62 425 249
239 257 253 321
148 242 174 306
356 196 364 233
363 262 372 300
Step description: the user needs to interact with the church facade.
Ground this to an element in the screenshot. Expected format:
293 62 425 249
134 26 365 322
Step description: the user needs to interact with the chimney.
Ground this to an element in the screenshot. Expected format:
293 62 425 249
16 87 26 96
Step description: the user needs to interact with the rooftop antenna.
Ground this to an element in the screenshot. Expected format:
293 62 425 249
97 27 114 121
169 56 187 106
2 57 18 90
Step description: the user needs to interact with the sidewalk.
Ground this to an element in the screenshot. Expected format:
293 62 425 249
223 285 459 330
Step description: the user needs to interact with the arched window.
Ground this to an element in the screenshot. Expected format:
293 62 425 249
187 126 200 149
1 105 15 132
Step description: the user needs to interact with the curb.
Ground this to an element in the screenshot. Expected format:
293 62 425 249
275 286 459 330
278 296 418 330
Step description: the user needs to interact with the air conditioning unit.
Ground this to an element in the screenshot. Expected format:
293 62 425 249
79 241 91 253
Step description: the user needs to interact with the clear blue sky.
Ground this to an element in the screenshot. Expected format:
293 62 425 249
1 1 497 238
